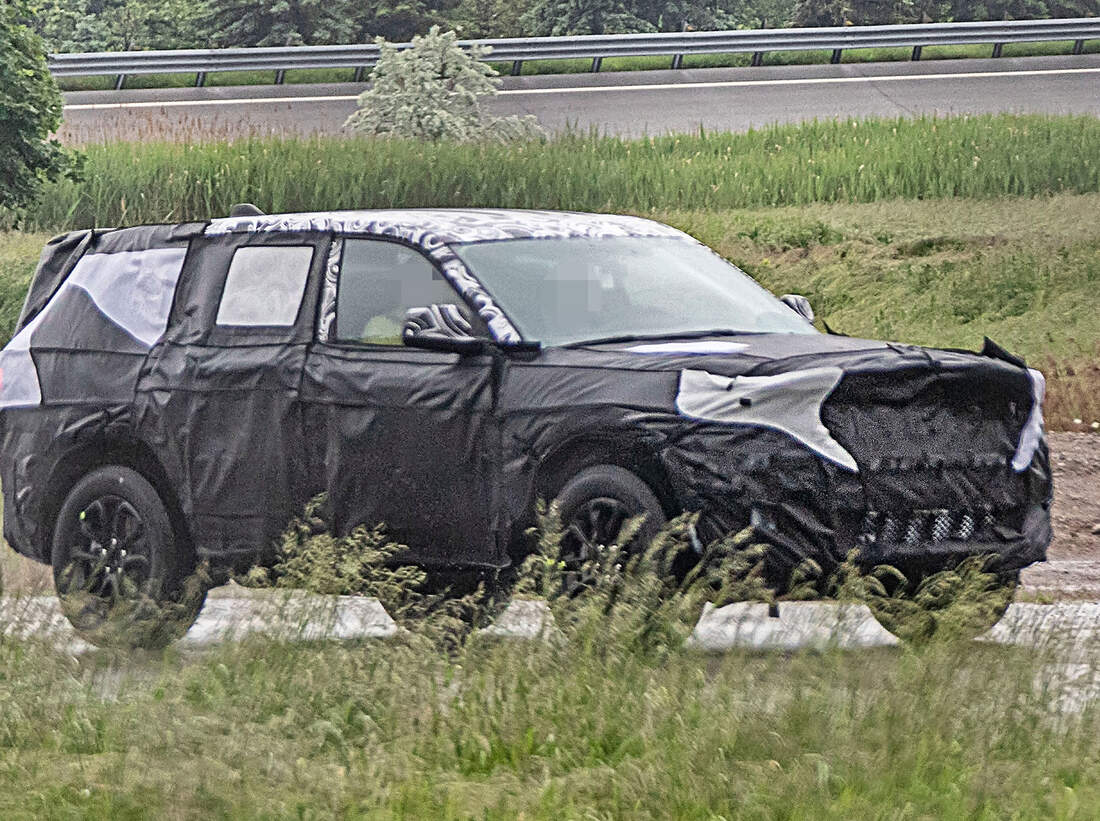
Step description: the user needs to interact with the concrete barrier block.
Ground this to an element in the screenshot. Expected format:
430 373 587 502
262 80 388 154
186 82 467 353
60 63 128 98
775 601 900 649
980 602 1100 662
687 600 900 651
182 590 399 646
1 595 96 654
685 602 778 651
1 589 399 652
479 598 560 641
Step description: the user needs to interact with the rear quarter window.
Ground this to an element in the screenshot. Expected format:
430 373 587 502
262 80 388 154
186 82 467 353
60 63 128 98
216 246 314 327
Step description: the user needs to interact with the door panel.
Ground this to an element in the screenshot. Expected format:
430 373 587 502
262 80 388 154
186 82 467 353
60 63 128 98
301 347 500 567
302 237 501 568
135 232 325 568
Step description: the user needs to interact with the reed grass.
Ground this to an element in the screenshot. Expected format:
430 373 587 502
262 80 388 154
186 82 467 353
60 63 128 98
31 114 1100 228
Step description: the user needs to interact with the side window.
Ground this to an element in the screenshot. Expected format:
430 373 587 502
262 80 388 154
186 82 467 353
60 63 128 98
216 245 314 327
334 239 481 345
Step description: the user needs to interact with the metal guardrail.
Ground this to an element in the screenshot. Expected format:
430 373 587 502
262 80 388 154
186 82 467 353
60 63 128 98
49 17 1100 89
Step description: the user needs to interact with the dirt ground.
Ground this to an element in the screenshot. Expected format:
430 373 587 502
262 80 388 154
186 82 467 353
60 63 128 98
1016 432 1100 598
1047 432 1100 560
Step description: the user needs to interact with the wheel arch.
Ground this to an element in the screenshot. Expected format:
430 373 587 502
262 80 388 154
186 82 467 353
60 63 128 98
40 435 192 562
532 433 681 522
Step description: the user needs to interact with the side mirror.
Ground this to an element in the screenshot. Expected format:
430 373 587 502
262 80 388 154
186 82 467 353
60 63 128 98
403 304 488 355
780 294 815 324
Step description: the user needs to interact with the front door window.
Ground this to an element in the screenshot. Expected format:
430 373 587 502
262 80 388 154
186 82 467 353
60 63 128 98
333 240 477 345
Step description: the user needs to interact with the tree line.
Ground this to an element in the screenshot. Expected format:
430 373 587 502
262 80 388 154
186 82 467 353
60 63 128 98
30 0 1100 53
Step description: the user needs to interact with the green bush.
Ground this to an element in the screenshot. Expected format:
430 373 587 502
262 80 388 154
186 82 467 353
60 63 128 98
345 27 543 142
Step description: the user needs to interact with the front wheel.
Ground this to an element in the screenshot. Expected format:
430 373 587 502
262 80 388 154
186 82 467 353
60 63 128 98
552 465 667 566
51 466 207 648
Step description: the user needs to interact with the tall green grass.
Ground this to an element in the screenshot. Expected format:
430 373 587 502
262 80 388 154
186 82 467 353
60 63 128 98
30 114 1100 229
0 505 1097 817
3 618 1093 818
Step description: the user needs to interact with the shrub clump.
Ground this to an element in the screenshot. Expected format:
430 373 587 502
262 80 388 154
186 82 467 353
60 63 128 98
254 495 1020 653
248 495 506 651
344 26 544 143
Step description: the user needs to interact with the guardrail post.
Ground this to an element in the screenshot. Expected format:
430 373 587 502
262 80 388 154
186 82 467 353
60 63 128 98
591 56 603 72
195 71 206 87
511 60 523 76
671 53 683 68
114 74 125 90
354 66 366 82
751 51 764 66
911 45 922 60
830 48 843 63
1073 39 1085 55
992 43 1003 57
274 69 286 84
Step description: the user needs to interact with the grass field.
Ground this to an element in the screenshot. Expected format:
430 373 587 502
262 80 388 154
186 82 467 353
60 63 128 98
1 623 1097 819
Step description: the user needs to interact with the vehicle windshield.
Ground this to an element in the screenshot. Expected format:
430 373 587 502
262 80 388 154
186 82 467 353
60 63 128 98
452 236 816 346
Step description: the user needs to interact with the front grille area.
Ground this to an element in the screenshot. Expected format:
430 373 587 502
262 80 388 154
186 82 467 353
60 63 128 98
857 508 998 547
820 365 1031 477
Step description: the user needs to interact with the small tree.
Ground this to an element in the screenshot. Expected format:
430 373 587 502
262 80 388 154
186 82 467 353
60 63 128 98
446 0 530 39
0 0 79 217
793 0 851 25
344 26 544 142
203 0 361 47
947 0 1050 20
523 0 656 35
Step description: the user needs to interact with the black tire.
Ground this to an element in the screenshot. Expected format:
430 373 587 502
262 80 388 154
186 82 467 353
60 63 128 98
51 465 207 648
552 464 667 565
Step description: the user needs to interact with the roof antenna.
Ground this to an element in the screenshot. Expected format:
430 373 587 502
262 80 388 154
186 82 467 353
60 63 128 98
229 203 265 217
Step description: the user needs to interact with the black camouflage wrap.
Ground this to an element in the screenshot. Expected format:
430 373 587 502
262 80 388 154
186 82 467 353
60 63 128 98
0 210 1052 581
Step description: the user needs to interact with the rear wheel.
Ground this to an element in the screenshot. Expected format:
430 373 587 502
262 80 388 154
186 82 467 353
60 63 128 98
51 466 207 648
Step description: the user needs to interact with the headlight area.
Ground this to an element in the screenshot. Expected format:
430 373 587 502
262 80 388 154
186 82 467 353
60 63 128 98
673 367 859 472
1011 367 1047 473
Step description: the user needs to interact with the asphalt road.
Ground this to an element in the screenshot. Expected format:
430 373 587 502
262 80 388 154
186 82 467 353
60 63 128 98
59 54 1100 141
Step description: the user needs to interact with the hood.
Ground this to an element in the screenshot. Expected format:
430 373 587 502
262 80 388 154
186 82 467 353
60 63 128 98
541 331 1031 384
540 331 888 375
535 333 1043 476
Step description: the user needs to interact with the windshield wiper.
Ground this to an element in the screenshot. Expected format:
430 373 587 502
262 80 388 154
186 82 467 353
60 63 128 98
562 329 757 348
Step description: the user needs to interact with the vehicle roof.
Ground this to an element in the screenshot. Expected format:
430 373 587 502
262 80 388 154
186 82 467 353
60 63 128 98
204 208 689 244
